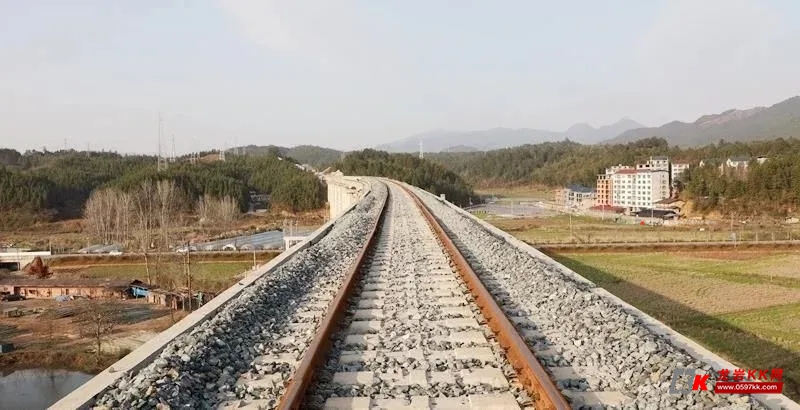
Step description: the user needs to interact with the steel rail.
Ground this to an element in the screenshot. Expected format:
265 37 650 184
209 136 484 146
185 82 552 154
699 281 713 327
400 184 571 410
276 183 389 410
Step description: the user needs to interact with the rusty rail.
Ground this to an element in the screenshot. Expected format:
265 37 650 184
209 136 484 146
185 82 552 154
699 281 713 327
400 184 571 410
276 185 389 410
278 181 569 409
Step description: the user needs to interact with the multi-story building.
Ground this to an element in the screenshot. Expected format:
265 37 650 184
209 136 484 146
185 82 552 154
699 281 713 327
599 156 673 209
670 162 691 182
645 170 671 206
607 164 634 174
611 169 670 209
610 169 636 207
636 156 670 171
595 174 612 207
561 184 595 209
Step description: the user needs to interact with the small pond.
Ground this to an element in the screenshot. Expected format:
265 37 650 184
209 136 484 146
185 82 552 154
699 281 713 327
0 369 92 410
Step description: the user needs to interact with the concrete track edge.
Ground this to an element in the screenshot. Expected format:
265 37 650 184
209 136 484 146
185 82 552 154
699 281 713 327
51 179 372 410
404 183 799 410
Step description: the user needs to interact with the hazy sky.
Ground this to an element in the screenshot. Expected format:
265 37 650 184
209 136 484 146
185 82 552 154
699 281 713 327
2 0 799 154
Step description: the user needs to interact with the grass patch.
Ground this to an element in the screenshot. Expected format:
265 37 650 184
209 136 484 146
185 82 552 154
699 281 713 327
474 185 553 199
552 251 800 401
79 262 253 281
0 347 131 375
52 259 271 293
486 213 800 244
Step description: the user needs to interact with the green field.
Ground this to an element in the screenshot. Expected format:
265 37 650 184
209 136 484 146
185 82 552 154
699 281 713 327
552 251 800 401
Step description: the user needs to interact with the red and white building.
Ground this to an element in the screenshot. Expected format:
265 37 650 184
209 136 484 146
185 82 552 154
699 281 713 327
597 158 672 209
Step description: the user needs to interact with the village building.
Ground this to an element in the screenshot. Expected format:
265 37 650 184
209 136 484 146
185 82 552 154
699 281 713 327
556 185 596 209
670 161 691 182
595 174 612 207
0 278 146 300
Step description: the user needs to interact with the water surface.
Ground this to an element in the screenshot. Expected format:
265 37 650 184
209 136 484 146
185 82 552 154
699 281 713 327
0 369 92 410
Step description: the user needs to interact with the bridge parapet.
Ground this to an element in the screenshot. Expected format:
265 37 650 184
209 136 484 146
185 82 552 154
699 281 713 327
0 251 52 270
325 172 367 220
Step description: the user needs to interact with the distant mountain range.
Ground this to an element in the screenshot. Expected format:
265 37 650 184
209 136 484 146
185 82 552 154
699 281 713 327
604 96 800 146
235 96 800 160
375 119 644 153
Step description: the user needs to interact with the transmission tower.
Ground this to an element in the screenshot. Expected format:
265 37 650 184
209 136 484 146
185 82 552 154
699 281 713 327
419 138 424 159
170 134 176 162
157 113 169 172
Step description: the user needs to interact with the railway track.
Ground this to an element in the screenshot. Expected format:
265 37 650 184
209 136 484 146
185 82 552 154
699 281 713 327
409 185 768 409
84 179 785 409
278 182 568 409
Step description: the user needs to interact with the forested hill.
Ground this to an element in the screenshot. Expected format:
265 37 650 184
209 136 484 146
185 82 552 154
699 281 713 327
428 138 673 187
428 137 800 215
335 150 476 206
428 137 800 188
0 150 325 227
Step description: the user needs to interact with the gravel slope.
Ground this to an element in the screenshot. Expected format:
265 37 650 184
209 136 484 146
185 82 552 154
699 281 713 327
411 186 760 409
94 182 387 409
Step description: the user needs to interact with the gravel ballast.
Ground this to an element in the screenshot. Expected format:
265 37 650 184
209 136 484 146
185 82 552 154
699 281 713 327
93 182 387 409
410 186 761 409
305 183 526 409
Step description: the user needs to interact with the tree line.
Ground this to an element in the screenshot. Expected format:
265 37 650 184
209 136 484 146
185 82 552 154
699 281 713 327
336 149 476 206
427 137 800 215
683 155 800 216
0 150 325 228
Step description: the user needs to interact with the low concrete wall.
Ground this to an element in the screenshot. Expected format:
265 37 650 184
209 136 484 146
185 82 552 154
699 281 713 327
326 174 367 220
52 179 372 410
407 183 799 410
0 251 52 268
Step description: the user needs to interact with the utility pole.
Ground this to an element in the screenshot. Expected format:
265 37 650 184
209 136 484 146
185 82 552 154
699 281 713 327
569 213 573 241
184 241 192 312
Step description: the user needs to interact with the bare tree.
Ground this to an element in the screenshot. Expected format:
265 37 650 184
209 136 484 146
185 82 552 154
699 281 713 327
45 316 56 349
76 301 120 365
85 189 136 245
133 182 157 284
196 195 239 228
216 196 239 225
84 189 113 244
115 191 133 244
154 180 181 284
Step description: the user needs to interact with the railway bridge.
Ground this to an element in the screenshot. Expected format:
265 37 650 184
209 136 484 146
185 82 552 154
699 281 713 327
54 177 798 410
0 250 51 270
